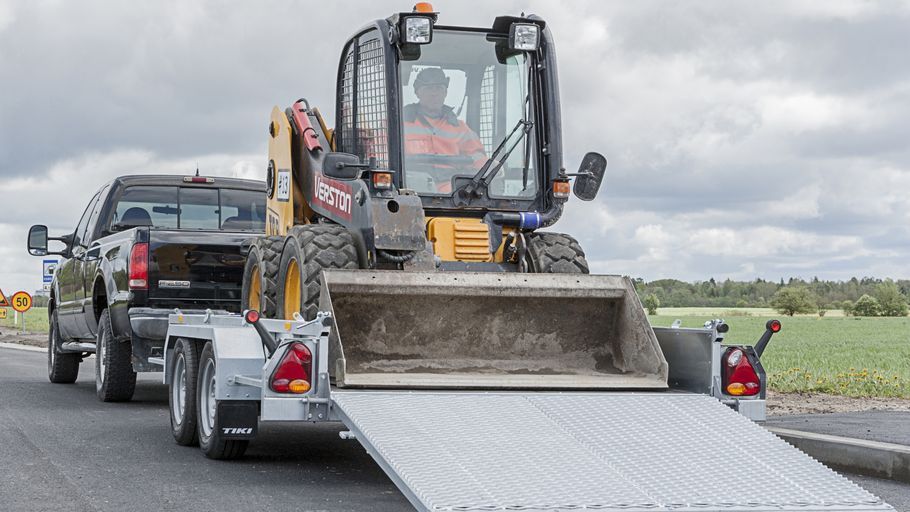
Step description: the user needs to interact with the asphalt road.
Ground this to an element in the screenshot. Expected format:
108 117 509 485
2 345 909 512
0 346 411 512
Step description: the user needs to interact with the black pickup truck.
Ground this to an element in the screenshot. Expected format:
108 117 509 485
27 175 265 402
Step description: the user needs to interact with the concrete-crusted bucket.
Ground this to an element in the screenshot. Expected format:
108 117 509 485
320 270 668 389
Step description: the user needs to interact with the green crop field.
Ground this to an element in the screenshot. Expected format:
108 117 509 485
1 307 49 333
650 310 910 398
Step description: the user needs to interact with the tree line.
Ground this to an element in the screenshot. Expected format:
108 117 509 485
636 277 910 317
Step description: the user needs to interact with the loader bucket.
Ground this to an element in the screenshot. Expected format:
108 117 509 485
320 270 668 389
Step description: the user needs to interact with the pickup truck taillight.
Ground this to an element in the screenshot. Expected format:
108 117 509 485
722 348 760 396
129 243 149 290
270 342 312 394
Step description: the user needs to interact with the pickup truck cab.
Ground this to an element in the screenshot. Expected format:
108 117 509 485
28 175 265 401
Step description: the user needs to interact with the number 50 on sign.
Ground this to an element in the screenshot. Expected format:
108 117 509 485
11 291 32 313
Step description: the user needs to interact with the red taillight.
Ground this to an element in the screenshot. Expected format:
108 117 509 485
768 319 782 333
244 310 261 324
723 348 761 396
183 176 215 184
270 342 312 394
129 243 148 290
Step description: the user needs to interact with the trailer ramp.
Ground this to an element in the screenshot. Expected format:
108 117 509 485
332 391 892 512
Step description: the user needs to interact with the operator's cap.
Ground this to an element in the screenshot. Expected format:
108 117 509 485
414 67 450 88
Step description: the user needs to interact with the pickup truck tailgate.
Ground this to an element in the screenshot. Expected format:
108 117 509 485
148 230 250 307
331 391 892 512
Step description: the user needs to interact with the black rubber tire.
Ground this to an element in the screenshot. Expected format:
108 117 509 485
169 338 200 446
277 224 359 321
525 232 590 274
258 235 283 318
95 309 137 402
47 310 80 384
197 342 248 460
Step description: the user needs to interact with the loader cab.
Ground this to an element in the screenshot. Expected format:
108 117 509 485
334 12 575 217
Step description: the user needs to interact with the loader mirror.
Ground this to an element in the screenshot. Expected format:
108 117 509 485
323 152 363 180
573 152 607 201
28 225 49 256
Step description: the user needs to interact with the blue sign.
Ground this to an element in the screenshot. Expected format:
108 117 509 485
43 259 58 283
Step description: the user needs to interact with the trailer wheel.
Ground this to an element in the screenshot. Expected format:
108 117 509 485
241 236 283 318
196 342 248 460
525 232 590 274
47 310 80 384
169 338 200 446
95 309 137 402
277 224 359 321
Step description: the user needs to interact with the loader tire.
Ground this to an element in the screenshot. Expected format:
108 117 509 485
95 309 137 402
197 342 248 460
47 310 80 384
525 232 590 274
241 236 283 318
277 224 359 321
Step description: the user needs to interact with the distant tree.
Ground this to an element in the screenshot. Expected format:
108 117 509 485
852 294 881 317
841 300 854 316
735 299 748 308
642 293 660 315
873 280 909 317
770 287 817 316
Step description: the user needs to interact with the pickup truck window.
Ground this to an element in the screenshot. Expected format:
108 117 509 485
111 186 266 231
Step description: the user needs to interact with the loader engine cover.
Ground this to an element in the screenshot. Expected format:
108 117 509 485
320 270 668 389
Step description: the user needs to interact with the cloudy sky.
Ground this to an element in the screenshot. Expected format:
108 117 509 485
2 0 910 294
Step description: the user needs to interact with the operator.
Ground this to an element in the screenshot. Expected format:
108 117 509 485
403 67 486 193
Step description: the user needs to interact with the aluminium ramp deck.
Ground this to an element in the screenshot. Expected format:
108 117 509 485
331 391 893 512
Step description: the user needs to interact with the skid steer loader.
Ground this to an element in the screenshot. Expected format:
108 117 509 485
236 4 665 390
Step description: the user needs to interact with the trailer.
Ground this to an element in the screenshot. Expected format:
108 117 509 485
159 271 893 512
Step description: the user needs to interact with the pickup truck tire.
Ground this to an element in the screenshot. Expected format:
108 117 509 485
277 224 359 321
197 342 248 459
95 309 137 402
242 236 283 318
47 310 80 384
169 338 200 446
525 232 590 274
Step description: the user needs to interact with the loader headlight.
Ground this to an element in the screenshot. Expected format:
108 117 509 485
403 16 433 44
509 23 539 51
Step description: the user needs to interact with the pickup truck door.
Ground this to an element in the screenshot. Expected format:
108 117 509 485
60 191 101 340
79 185 110 337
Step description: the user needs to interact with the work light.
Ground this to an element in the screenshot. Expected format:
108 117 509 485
509 23 539 51
404 16 432 44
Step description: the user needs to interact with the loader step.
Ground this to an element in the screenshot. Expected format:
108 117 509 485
331 391 892 512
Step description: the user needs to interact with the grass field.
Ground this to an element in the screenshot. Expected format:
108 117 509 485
650 310 910 398
0 306 48 333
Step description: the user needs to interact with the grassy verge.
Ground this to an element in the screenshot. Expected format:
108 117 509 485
0 307 49 333
649 313 910 398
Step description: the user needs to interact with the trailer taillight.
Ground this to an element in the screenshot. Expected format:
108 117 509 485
722 348 760 396
270 342 312 394
129 243 148 290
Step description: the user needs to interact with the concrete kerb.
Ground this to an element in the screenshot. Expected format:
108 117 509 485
768 427 910 483
0 341 45 353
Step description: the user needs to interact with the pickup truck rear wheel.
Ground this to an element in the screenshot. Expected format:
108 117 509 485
196 341 248 459
525 232 590 274
95 309 137 402
47 310 80 384
169 338 200 446
277 224 359 321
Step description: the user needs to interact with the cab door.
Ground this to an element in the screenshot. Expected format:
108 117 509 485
58 192 101 339
78 184 111 338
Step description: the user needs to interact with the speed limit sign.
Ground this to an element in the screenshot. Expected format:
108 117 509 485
11 291 32 313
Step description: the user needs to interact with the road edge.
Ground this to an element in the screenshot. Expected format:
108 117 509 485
0 341 45 353
769 427 910 484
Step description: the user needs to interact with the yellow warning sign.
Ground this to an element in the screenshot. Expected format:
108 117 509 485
0 288 8 307
0 309 6 319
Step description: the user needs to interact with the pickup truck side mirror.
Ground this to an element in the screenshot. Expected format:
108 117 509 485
323 152 370 180
572 152 607 201
28 225 49 256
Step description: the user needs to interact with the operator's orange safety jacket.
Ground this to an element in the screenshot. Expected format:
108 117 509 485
402 104 486 193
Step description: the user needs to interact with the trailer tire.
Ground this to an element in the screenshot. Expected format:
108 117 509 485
95 309 137 402
47 310 80 384
525 232 590 274
169 338 200 446
277 224 359 321
196 342 248 460
242 236 283 318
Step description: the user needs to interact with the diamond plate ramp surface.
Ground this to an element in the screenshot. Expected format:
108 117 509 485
331 391 893 512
